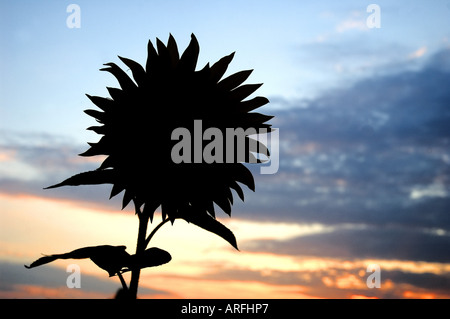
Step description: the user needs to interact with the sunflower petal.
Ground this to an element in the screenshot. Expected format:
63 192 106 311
98 156 115 170
156 38 170 69
84 109 106 122
178 33 199 72
205 201 216 218
85 94 114 111
240 96 269 113
143 201 159 222
233 164 255 191
101 62 137 92
110 183 125 199
146 39 158 73
245 112 274 125
167 34 180 67
210 52 235 82
218 69 253 91
246 136 270 156
229 181 245 201
230 83 263 101
79 142 107 157
107 87 125 102
122 189 134 209
87 125 106 135
44 170 116 189
118 56 146 87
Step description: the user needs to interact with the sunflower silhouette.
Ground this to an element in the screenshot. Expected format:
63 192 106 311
43 34 272 298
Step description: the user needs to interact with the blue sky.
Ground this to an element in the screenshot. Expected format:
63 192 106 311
1 1 450 298
2 0 450 141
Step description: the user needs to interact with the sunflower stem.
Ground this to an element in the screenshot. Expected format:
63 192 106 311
128 200 149 299
117 272 128 291
144 217 170 248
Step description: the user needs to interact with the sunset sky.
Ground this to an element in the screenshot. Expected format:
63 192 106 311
1 0 450 299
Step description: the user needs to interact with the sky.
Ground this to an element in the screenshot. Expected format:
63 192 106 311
1 0 450 299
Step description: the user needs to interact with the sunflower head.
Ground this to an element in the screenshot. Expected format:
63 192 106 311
48 34 272 231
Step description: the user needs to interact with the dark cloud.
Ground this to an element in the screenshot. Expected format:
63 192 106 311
237 48 450 231
243 225 450 263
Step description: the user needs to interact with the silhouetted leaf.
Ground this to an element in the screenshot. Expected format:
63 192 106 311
25 245 130 277
180 208 238 250
45 170 116 189
128 247 172 270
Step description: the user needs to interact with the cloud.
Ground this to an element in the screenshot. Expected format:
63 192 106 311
408 46 427 60
243 224 450 263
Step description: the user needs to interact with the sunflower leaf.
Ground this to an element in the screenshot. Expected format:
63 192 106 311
180 208 238 250
44 170 116 189
25 245 130 277
127 247 172 270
